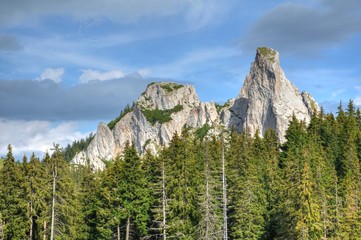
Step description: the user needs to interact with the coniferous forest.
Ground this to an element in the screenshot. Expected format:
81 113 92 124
1 101 361 240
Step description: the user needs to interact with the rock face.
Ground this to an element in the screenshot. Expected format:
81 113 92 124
72 122 115 170
71 47 318 170
221 47 317 143
73 82 219 170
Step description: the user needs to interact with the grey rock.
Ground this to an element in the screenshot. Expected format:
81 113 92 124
223 47 318 142
71 47 319 170
72 122 114 170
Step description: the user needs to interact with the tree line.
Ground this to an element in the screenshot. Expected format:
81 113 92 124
1 101 361 239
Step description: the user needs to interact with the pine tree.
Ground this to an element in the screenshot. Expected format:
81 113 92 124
97 155 126 239
261 129 282 239
0 145 28 239
26 153 49 240
227 131 267 239
78 166 101 239
339 135 361 238
196 140 223 240
119 144 151 239
47 144 83 239
296 161 322 239
163 132 202 239
143 150 169 239
276 116 308 239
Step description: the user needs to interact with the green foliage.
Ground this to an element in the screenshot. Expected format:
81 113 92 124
0 158 3 169
1 100 361 239
63 133 94 162
163 132 203 239
215 101 230 113
195 123 211 139
98 144 151 239
141 104 183 125
257 47 276 63
107 103 135 130
160 82 184 92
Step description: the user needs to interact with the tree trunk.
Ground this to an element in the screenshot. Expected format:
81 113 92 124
125 217 130 240
205 151 210 240
29 218 33 240
29 199 33 240
50 167 57 240
43 221 47 240
117 224 121 240
335 176 339 238
0 216 4 240
222 137 228 240
162 161 167 240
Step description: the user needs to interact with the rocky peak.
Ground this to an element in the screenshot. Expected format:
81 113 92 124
224 47 318 142
136 82 199 110
255 47 279 66
71 47 319 170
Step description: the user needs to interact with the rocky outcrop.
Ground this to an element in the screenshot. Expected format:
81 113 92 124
72 122 114 170
221 47 318 142
71 47 319 170
73 82 219 170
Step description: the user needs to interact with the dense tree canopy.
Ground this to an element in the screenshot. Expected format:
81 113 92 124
1 101 361 239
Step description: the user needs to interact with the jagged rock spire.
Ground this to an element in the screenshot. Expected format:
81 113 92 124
224 47 318 142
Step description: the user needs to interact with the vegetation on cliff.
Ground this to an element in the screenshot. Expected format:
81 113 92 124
141 104 184 125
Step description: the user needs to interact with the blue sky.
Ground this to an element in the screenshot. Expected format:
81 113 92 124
1 0 361 158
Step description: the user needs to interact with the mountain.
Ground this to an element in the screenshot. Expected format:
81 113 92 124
72 47 318 170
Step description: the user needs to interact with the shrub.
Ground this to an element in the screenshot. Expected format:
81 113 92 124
142 104 183 125
195 123 211 139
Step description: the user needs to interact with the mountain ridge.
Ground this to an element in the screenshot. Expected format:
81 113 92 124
72 47 319 170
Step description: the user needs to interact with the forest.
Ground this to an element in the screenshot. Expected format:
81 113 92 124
1 101 361 240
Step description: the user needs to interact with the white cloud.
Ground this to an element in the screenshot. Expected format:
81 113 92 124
332 89 346 97
355 97 361 106
0 0 233 29
137 68 152 78
0 118 88 158
151 46 241 78
355 86 361 106
37 67 64 83
79 69 125 83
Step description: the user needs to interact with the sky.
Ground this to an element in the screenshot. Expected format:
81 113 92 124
1 0 361 158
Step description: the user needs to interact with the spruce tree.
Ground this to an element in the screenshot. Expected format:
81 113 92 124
163 132 202 239
0 145 28 239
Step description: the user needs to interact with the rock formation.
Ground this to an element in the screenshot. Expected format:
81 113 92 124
221 47 317 142
72 47 318 170
73 82 219 170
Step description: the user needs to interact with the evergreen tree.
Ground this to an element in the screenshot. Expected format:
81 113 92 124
143 150 168 239
119 144 151 239
163 132 202 239
98 143 151 239
78 166 101 239
227 131 267 239
47 144 84 239
196 139 223 240
27 153 50 240
0 145 28 239
339 135 361 238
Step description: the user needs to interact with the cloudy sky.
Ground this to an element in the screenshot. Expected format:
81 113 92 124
1 0 361 158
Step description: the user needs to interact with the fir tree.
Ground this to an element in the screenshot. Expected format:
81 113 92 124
0 145 28 239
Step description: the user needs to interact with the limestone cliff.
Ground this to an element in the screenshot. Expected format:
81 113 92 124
73 82 219 170
221 47 318 142
71 47 318 170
